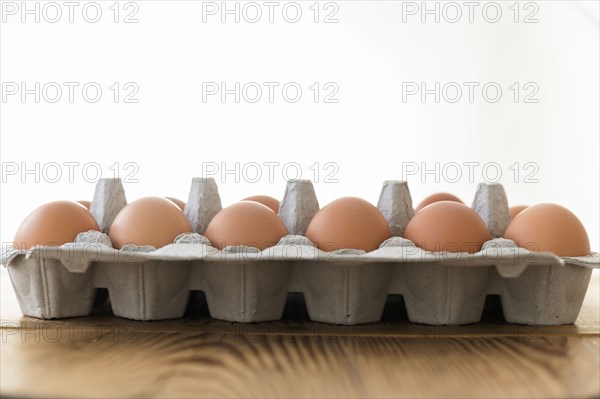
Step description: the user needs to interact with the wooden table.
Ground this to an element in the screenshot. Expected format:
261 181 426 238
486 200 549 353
1 268 598 398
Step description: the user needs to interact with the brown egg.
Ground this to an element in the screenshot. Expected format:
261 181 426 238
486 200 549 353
242 195 279 213
509 205 528 220
416 192 463 212
13 201 99 249
77 200 91 210
109 197 191 249
404 201 490 253
504 203 590 256
165 197 186 211
204 201 288 250
305 197 392 252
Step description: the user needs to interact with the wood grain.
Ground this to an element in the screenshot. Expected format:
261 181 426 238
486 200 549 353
1 269 599 398
2 331 598 398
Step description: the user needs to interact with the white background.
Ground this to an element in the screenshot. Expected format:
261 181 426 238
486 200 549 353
1 1 599 250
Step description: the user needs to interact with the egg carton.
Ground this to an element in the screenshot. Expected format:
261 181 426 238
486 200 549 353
2 178 598 326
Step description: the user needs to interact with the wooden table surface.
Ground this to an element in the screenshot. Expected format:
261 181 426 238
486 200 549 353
1 268 598 399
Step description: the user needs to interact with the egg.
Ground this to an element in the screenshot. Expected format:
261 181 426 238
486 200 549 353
109 197 191 249
77 200 91 210
504 203 590 256
415 193 463 212
204 201 288 250
242 195 279 213
404 201 490 253
305 197 392 252
509 205 528 220
13 201 99 250
165 197 186 211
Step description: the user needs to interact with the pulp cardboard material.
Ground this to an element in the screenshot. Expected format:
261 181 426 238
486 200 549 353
472 183 511 238
3 179 598 325
377 181 414 236
184 177 222 234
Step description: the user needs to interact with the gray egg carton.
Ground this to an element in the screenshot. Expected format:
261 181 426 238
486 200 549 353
2 178 598 326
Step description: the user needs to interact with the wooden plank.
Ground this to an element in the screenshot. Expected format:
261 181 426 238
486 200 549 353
1 330 598 398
